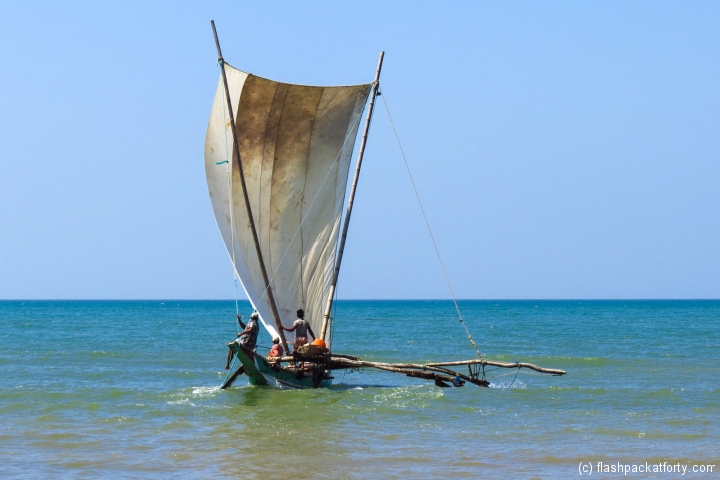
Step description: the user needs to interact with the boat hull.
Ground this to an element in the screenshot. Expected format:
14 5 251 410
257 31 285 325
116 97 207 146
229 344 332 389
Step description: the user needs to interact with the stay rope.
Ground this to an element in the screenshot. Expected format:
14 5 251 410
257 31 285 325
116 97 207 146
380 91 482 357
220 63 240 332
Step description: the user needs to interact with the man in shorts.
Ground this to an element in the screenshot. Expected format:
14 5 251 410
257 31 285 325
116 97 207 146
280 309 316 353
225 312 260 369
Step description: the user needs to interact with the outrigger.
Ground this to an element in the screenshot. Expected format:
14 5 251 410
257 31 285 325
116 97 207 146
222 343 566 389
206 21 565 390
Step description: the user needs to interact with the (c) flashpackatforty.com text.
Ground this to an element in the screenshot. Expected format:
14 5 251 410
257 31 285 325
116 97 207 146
578 461 716 475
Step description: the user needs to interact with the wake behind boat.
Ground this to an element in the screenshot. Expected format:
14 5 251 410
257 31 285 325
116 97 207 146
205 21 565 390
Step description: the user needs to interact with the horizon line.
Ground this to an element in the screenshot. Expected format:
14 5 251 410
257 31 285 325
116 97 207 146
1 298 719 302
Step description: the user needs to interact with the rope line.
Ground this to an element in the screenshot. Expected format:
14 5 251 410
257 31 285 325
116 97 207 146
221 355 237 385
509 367 521 388
219 67 241 330
380 91 481 357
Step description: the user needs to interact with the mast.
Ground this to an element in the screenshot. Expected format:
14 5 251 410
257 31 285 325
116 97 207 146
320 51 385 341
210 20 290 354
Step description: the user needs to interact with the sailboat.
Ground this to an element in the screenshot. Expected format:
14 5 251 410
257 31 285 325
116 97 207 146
205 21 566 390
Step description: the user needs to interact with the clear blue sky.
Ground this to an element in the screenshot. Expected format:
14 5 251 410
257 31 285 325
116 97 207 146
1 2 718 299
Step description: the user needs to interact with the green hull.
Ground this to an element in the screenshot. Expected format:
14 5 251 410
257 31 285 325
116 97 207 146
228 343 332 389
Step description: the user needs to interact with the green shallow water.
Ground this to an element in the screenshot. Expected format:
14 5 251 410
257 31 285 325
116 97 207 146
0 300 718 478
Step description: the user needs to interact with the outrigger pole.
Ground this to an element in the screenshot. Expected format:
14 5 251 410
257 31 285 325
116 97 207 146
271 352 566 388
320 51 385 342
210 20 290 354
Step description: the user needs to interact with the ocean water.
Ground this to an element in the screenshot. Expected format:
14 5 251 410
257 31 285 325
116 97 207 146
0 300 718 479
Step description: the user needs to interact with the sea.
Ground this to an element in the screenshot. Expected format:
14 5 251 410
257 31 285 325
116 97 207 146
0 300 718 479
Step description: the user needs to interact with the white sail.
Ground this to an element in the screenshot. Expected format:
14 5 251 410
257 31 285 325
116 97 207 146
205 64 371 347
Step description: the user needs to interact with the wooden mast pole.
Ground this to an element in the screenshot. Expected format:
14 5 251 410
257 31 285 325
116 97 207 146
320 51 385 341
210 20 290 354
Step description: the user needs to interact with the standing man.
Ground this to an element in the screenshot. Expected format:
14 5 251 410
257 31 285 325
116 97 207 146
281 309 315 353
225 312 260 369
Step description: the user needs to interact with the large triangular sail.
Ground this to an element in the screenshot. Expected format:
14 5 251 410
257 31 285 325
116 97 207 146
205 63 371 347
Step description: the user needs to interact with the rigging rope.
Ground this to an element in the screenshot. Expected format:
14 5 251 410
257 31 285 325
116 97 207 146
509 366 520 387
380 91 482 357
220 63 240 331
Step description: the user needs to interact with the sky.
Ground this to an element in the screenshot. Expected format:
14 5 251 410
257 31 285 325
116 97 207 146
1 1 719 300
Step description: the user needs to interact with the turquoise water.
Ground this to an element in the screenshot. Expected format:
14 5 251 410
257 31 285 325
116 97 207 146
1 300 718 478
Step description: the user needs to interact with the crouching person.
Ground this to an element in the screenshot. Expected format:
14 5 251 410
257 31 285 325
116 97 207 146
267 337 284 359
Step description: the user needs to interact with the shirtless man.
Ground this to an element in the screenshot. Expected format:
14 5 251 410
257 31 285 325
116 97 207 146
280 309 315 352
267 337 283 358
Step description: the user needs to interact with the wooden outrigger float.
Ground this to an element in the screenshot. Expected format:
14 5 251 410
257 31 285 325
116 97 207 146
207 21 566 391
222 343 565 390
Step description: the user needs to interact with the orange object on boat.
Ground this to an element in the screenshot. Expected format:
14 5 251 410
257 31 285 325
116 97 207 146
311 339 327 348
